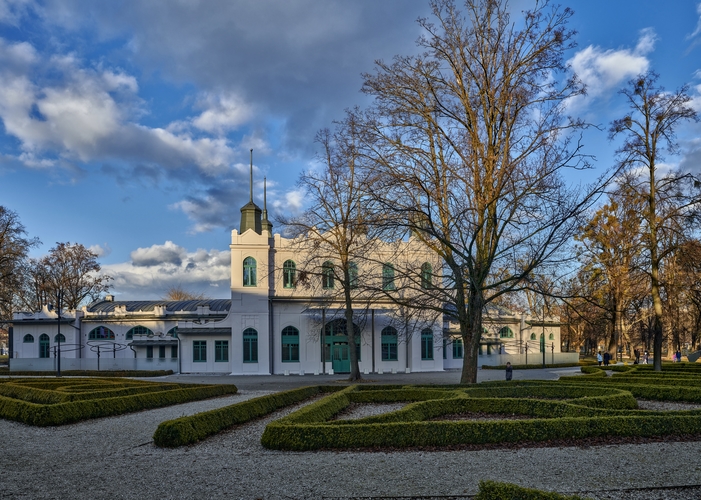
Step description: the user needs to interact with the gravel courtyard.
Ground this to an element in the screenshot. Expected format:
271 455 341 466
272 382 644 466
1 369 701 499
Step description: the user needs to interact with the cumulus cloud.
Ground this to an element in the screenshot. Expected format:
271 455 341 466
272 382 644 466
88 243 112 258
105 243 231 300
191 92 253 135
130 241 187 267
568 28 655 109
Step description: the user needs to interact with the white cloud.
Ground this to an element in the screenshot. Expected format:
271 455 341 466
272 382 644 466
687 3 701 40
273 188 305 214
568 28 654 109
192 91 252 135
130 241 187 267
88 243 112 258
104 244 231 299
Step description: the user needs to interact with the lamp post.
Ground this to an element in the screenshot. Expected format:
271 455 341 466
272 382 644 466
56 291 62 377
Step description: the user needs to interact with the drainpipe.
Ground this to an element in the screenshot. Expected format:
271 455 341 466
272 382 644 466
321 308 326 374
269 298 274 375
371 309 375 374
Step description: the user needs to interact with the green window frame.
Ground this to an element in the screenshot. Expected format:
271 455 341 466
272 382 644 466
382 263 395 291
23 334 34 343
243 328 258 363
381 326 398 361
39 334 50 358
243 257 257 287
167 327 178 338
283 260 296 289
193 340 207 362
421 328 433 360
530 332 536 340
421 262 432 289
452 337 464 359
549 333 554 340
88 326 115 340
322 261 334 289
159 345 166 359
349 262 358 289
499 327 514 338
54 333 65 343
126 325 153 340
215 340 229 362
146 346 153 359
281 326 300 362
171 345 178 359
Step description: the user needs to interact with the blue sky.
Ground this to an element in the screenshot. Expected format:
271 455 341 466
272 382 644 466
1 0 700 300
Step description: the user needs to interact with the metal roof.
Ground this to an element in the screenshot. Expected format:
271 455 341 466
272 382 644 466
86 299 231 313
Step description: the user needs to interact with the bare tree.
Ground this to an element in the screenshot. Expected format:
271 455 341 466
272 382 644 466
356 0 605 383
0 207 39 325
609 71 699 370
279 119 382 381
162 285 210 301
19 242 111 311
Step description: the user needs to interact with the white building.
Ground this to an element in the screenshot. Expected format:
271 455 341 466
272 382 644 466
10 172 573 374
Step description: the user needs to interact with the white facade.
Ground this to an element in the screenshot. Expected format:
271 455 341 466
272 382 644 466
10 179 569 373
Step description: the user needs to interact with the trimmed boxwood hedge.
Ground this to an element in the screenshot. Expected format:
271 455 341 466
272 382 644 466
0 378 238 426
260 380 701 450
476 481 590 500
1 369 173 377
153 385 342 447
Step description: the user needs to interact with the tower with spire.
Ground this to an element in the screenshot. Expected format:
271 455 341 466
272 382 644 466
240 149 262 234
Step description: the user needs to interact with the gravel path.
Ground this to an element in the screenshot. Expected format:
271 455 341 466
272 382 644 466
1 391 701 499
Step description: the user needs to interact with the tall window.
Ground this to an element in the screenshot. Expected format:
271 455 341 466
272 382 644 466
499 327 514 338
381 326 398 361
530 332 536 340
126 326 153 340
382 263 395 291
421 328 433 360
452 337 464 359
39 334 50 358
421 262 432 289
54 333 66 343
193 340 206 362
171 345 178 359
349 262 359 289
243 257 257 287
283 260 296 289
23 334 34 343
215 340 229 362
159 345 166 359
146 346 153 359
243 328 258 363
281 326 300 362
322 261 334 289
88 326 115 340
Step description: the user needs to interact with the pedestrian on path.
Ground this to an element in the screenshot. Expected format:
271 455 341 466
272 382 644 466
505 362 513 381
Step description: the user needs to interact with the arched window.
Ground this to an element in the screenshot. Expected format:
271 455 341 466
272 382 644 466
322 261 334 289
283 260 296 289
281 326 299 362
382 263 395 291
23 334 34 343
243 328 258 363
167 326 178 338
499 327 514 338
381 326 398 361
243 257 257 287
54 333 66 343
530 332 536 340
452 337 464 359
421 328 433 360
421 262 432 289
88 326 115 340
549 333 554 340
126 325 153 340
39 334 50 358
349 262 359 289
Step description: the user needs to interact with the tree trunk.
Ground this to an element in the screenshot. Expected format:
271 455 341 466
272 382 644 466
460 290 484 384
345 285 361 382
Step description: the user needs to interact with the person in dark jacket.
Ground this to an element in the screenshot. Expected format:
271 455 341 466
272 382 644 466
505 362 513 381
603 351 610 366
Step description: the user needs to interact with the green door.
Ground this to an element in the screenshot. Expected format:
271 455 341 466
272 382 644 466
332 343 350 373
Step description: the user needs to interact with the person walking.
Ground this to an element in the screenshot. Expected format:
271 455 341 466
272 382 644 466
597 352 602 366
644 350 649 364
505 362 513 381
603 351 610 366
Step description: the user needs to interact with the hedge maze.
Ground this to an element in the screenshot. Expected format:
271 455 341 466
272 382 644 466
259 364 701 451
0 377 238 426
